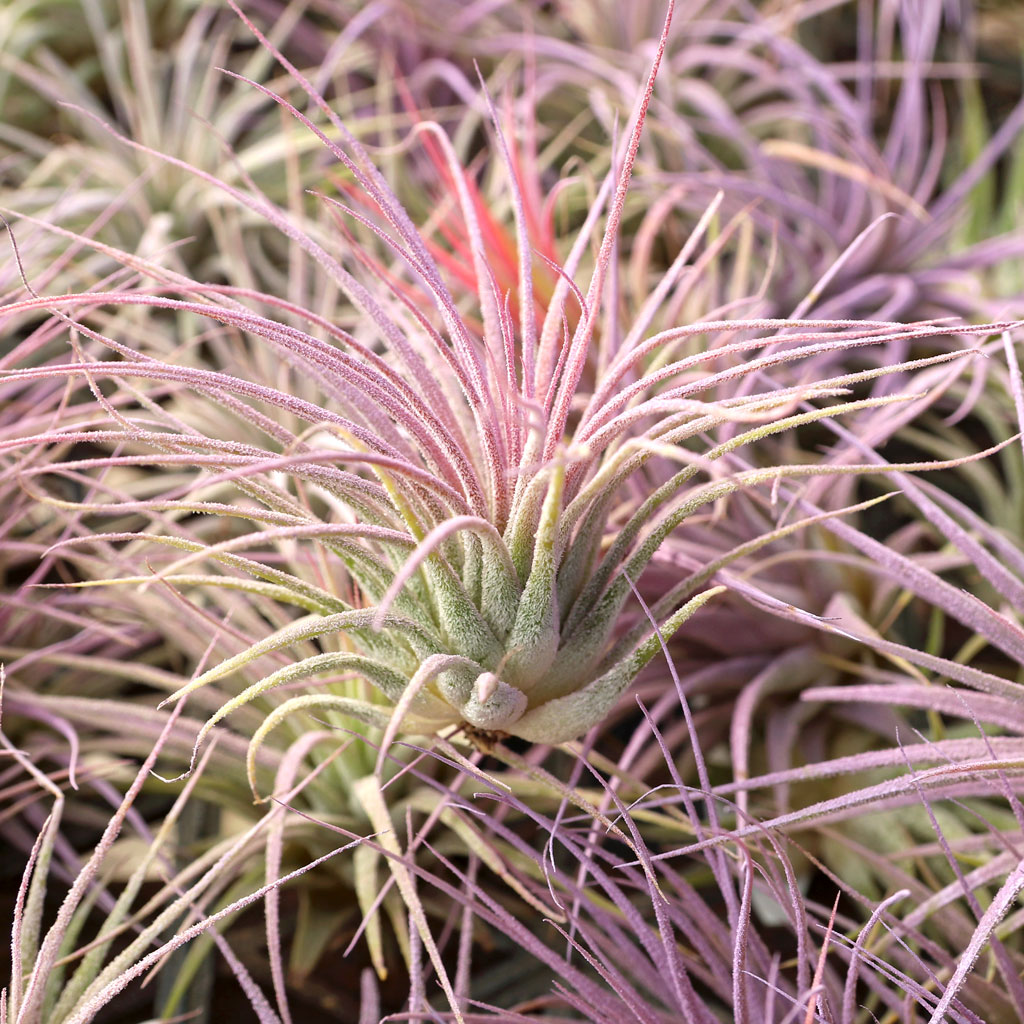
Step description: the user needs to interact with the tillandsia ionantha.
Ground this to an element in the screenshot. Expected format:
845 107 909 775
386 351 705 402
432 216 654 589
3 0 1021 775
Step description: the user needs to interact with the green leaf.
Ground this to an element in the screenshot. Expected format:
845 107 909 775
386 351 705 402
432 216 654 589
514 587 724 742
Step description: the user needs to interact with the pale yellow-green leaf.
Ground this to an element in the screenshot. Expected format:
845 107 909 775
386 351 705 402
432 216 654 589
354 775 465 1024
353 842 387 980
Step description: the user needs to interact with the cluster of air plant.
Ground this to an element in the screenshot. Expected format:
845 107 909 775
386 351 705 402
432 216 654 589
3 1 1024 1021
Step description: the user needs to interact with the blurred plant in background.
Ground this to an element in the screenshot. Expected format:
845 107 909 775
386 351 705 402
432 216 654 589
2 1 1024 1022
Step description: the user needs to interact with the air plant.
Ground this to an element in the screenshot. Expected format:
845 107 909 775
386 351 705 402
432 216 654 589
0 665 380 1024
4 1 1024 1021
386 0 1024 324
0 0 439 298
6 1 1019 759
